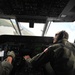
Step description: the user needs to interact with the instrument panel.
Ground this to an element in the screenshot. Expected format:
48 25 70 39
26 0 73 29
0 35 53 57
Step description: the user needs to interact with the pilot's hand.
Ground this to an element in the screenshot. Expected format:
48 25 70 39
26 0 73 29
6 56 13 64
24 55 31 60
23 55 32 62
7 51 15 59
2 51 15 64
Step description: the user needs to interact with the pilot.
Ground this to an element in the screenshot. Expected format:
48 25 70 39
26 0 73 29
0 51 15 75
24 30 75 75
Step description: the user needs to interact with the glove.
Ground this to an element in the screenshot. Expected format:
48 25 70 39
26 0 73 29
7 51 15 59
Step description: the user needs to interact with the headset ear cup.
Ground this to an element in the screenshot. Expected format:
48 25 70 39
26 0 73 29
63 31 64 38
63 31 66 39
58 31 65 40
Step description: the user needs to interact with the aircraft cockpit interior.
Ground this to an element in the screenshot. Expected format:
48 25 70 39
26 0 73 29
0 0 75 75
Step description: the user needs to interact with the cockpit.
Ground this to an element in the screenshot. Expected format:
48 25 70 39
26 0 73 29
0 0 75 75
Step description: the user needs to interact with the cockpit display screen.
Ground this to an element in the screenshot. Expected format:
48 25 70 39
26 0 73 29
0 51 4 57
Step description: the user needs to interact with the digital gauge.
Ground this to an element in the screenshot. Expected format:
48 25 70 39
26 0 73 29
0 51 4 57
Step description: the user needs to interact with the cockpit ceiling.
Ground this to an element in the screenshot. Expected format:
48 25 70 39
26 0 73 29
0 0 75 22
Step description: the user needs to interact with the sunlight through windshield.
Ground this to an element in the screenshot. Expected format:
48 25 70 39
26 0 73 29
0 18 20 35
19 22 75 43
19 22 45 36
45 22 75 43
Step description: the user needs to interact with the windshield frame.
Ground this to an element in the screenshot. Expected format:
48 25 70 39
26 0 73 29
0 18 21 35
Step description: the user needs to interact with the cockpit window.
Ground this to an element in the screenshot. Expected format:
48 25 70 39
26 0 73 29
45 22 75 43
1 18 75 43
19 21 75 43
19 22 45 36
0 18 20 35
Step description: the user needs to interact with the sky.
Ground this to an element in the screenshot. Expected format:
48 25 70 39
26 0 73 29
46 22 75 43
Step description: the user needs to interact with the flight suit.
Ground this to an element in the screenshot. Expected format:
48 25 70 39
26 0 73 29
0 60 13 75
26 39 75 75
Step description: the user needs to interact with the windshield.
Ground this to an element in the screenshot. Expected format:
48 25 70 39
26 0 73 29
0 18 75 43
0 18 20 35
45 22 75 43
19 21 75 43
19 22 45 36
